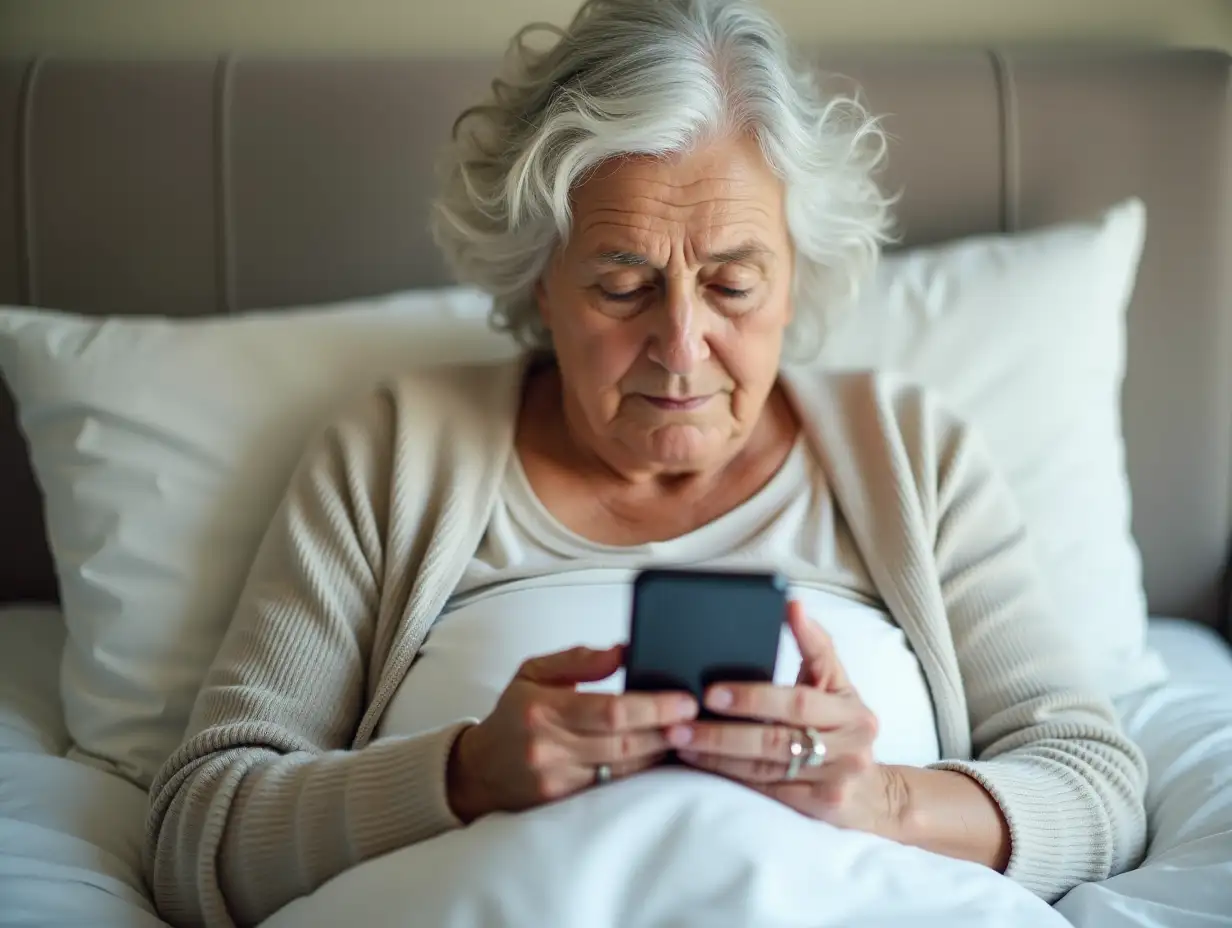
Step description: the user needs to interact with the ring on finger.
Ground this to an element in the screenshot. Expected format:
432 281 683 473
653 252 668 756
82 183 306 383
785 726 827 781
595 763 613 786
803 726 826 769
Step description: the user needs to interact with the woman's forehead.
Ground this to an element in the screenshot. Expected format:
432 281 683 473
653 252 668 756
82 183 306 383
567 140 788 264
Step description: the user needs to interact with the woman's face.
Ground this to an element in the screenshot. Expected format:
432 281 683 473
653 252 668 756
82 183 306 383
537 135 794 475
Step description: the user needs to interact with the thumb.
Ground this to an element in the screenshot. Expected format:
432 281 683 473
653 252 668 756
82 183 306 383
519 644 624 686
789 602 850 691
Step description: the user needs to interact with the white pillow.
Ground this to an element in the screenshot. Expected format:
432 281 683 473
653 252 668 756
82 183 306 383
0 605 69 756
0 199 1159 787
814 197 1165 698
0 290 518 785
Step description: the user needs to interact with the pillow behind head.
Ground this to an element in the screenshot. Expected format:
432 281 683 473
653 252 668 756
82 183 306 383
0 198 1162 787
814 197 1165 696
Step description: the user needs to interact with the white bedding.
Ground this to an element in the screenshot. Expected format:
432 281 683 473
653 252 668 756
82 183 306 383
1 606 1230 927
0 607 162 927
264 767 1065 928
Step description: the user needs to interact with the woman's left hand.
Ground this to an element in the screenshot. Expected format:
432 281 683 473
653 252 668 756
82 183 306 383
668 601 908 838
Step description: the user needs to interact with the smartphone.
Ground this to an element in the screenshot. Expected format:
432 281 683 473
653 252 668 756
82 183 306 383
624 568 786 719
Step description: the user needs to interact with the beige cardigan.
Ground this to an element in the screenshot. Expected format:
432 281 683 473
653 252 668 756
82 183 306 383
145 358 1148 927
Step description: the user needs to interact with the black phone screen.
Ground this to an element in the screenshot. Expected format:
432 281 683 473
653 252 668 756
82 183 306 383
624 568 786 718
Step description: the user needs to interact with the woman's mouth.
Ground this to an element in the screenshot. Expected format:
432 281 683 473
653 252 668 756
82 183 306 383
642 395 711 411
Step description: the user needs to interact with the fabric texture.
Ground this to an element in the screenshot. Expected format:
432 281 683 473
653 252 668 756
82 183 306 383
144 359 1148 927
379 438 940 766
0 200 1150 789
455 433 877 601
817 197 1159 697
0 606 69 757
1056 619 1232 925
259 767 1069 928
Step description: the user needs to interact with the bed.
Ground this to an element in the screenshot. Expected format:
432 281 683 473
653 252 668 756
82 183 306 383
1 49 1231 927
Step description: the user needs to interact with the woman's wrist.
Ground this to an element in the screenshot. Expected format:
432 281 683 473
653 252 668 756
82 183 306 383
882 765 1012 873
445 723 491 824
872 764 914 840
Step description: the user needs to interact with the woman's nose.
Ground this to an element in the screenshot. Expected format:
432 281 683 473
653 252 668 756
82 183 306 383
647 280 711 375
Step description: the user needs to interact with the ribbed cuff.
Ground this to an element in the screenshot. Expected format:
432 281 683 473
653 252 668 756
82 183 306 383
224 720 479 921
929 757 1110 903
347 720 476 855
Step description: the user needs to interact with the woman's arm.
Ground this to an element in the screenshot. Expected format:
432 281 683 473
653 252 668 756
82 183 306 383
145 388 467 928
922 411 1148 901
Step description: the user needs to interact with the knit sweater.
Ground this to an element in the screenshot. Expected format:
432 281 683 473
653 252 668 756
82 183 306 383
144 358 1148 927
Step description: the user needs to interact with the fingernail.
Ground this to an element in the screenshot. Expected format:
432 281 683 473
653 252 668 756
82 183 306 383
678 697 698 718
706 687 732 710
667 725 693 747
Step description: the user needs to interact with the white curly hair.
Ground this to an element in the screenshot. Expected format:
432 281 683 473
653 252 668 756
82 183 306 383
430 0 895 360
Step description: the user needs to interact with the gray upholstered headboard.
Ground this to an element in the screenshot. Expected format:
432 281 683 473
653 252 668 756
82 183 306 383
1 50 1230 635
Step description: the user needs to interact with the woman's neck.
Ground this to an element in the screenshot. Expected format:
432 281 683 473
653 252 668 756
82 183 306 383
515 364 800 544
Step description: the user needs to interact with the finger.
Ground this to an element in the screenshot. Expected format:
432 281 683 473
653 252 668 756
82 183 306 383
571 729 672 765
585 750 670 786
681 751 868 790
667 721 863 765
676 750 786 783
790 602 816 687
519 645 624 686
558 689 698 734
752 755 870 805
667 721 796 761
702 682 852 727
788 605 851 692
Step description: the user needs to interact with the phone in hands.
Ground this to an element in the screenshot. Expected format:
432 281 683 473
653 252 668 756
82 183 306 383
624 568 786 720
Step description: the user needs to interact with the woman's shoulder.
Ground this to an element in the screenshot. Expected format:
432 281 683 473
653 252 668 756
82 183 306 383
379 355 528 410
784 366 971 450
328 356 526 436
293 356 527 479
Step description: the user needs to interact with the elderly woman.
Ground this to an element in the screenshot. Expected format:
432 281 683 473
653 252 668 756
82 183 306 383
145 0 1148 925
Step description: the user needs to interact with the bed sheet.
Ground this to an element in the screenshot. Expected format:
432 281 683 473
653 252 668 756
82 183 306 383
0 606 165 927
0 607 1229 927
1056 619 1232 926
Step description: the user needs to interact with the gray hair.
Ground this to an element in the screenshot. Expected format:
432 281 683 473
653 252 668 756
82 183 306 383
430 0 895 360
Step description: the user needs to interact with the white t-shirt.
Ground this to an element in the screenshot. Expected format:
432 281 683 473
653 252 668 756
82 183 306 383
379 441 941 767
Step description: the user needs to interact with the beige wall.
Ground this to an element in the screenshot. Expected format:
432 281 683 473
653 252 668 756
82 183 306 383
1 0 1230 57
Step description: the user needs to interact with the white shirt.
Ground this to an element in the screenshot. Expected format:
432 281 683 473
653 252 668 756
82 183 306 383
380 441 941 766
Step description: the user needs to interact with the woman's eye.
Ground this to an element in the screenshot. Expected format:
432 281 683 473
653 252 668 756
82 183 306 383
599 287 646 302
713 286 751 299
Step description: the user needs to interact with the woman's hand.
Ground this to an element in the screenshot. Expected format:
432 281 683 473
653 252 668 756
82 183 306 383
447 644 698 822
669 601 908 837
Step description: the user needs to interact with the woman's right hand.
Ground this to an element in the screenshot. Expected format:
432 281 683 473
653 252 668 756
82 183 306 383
446 644 698 822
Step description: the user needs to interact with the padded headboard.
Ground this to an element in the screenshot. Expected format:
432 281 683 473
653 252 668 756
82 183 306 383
1 50 1230 634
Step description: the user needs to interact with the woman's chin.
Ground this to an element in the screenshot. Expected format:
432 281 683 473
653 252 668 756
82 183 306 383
635 424 727 471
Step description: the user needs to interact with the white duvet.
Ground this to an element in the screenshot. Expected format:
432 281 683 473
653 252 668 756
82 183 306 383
263 766 1065 928
282 581 1060 928
3 609 1232 928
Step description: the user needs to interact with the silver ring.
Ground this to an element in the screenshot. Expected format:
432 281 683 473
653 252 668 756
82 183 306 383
595 763 613 785
804 727 827 769
785 727 827 781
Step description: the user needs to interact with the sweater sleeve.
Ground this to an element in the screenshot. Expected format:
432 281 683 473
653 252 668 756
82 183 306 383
144 389 468 928
924 412 1148 902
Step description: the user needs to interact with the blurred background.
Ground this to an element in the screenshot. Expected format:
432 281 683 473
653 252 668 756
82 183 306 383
1 0 1230 57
